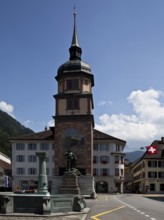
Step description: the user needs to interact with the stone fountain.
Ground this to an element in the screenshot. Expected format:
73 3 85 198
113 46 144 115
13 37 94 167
0 152 86 215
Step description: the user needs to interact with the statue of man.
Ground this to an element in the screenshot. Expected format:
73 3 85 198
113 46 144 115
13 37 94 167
65 150 77 170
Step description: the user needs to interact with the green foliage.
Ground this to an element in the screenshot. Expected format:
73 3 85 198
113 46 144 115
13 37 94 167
0 110 33 158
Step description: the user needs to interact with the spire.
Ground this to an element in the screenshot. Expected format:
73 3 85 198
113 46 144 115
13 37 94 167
69 8 82 60
71 9 79 47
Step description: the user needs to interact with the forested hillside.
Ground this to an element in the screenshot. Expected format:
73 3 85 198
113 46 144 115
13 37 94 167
0 109 33 158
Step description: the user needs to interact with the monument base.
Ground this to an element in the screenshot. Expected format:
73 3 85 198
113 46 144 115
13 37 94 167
59 171 81 195
51 174 97 198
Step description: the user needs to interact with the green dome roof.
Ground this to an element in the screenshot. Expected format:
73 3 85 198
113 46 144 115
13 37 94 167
57 60 92 75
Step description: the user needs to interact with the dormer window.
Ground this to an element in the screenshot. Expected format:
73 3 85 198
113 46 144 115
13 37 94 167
66 79 79 90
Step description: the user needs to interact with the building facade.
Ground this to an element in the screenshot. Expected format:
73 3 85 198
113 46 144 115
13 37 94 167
11 130 54 190
11 128 125 193
124 137 164 194
93 129 125 193
11 13 126 193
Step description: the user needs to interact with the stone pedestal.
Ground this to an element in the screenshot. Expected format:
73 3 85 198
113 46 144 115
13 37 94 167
59 171 81 195
51 174 96 198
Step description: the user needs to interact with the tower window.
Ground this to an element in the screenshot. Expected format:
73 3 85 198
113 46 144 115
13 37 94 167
83 79 89 85
67 98 79 110
66 79 79 90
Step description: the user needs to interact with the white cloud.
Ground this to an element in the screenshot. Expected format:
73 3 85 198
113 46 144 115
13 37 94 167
98 100 112 106
127 89 164 123
24 120 33 128
95 89 164 151
0 101 14 117
47 119 54 128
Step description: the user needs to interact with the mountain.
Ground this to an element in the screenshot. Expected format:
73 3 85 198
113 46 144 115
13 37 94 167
0 109 33 157
125 150 145 162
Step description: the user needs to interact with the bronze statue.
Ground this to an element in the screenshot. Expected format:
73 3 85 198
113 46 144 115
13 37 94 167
65 150 77 170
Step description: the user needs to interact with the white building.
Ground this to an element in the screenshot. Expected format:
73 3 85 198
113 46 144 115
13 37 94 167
11 129 54 190
11 128 126 193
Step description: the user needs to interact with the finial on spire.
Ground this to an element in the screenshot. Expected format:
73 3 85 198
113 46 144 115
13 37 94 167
71 6 79 47
73 5 76 15
69 7 82 60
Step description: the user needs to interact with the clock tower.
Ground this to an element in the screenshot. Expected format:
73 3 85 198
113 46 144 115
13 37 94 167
54 12 94 176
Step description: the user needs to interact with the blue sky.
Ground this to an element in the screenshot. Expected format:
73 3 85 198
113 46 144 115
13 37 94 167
1 0 164 151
